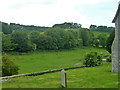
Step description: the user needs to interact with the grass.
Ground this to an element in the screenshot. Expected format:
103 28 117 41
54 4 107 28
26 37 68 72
8 47 110 74
2 62 118 88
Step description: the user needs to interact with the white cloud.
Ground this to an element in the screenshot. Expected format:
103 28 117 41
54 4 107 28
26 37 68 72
0 0 118 28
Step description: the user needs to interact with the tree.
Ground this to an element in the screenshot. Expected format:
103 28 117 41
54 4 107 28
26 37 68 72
52 22 82 29
80 29 90 46
97 26 107 32
67 29 83 47
106 30 115 53
45 28 61 50
94 39 100 47
89 24 114 33
10 23 49 32
35 34 53 50
11 30 36 52
97 34 107 48
45 28 77 50
89 24 97 30
29 31 40 44
2 34 17 51
2 22 12 34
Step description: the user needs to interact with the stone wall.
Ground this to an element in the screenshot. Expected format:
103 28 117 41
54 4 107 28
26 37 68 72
118 8 120 73
112 4 120 72
2 66 85 79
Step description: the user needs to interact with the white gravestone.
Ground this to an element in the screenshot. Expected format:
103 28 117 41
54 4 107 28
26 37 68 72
61 69 67 88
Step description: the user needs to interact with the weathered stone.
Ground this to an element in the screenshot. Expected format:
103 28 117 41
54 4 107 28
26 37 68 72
61 69 67 87
112 2 120 72
2 66 85 79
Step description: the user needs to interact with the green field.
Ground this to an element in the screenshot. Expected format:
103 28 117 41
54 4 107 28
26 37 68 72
3 47 118 88
2 63 118 88
8 47 110 74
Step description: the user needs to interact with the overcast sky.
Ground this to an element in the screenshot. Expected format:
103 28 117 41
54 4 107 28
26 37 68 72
0 0 119 28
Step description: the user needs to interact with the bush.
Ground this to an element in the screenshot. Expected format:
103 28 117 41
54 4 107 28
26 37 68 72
106 55 112 62
83 52 102 67
2 53 19 76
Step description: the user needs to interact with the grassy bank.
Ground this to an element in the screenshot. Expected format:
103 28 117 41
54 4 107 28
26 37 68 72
8 47 110 74
2 63 118 88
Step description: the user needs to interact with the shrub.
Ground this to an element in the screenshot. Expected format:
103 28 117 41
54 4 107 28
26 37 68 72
2 53 19 76
83 52 102 67
106 55 112 62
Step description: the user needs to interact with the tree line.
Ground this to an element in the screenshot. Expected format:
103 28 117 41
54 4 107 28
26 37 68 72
1 22 49 34
52 22 82 29
1 21 115 52
89 24 115 33
2 27 112 52
1 22 115 34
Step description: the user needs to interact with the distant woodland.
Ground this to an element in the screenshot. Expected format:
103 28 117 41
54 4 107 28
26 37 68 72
1 21 115 53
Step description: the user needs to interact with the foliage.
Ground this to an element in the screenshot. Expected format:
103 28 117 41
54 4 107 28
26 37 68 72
29 31 40 44
94 39 99 47
2 34 17 51
53 22 81 29
36 34 53 50
11 30 36 52
1 22 112 51
45 28 77 50
67 29 83 47
89 24 97 30
2 53 19 76
89 24 115 33
83 52 102 67
92 33 107 48
97 34 107 48
2 22 12 34
80 29 91 46
106 55 112 62
106 30 115 53
9 23 49 32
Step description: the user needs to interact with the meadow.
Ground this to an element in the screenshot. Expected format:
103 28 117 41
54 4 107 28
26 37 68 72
8 47 110 74
2 62 118 88
3 43 118 88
